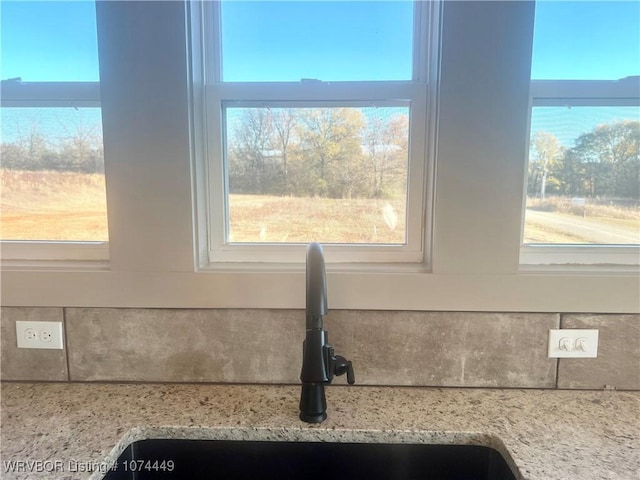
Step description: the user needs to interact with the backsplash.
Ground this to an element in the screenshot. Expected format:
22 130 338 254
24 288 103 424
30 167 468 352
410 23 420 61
1 307 638 390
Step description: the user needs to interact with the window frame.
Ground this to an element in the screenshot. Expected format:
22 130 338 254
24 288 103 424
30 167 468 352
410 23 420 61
1 0 637 314
521 78 640 268
198 0 438 265
0 80 109 263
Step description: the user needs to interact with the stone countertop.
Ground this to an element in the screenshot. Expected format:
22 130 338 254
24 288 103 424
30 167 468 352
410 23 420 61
0 383 638 480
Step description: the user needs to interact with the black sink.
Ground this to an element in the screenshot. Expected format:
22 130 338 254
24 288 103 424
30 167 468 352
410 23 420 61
103 439 517 480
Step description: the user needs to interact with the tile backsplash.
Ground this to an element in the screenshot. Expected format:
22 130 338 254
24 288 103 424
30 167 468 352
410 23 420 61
0 307 68 382
1 307 638 390
558 314 640 390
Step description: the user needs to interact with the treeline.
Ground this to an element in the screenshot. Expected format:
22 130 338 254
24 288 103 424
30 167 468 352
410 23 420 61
528 120 639 200
8 113 634 202
227 107 409 199
1 127 104 174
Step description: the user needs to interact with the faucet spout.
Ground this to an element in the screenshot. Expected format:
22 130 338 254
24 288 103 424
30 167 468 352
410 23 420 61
300 242 354 424
305 242 327 330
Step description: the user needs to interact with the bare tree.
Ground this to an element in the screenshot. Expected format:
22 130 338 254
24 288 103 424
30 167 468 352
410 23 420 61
270 108 297 195
530 131 562 199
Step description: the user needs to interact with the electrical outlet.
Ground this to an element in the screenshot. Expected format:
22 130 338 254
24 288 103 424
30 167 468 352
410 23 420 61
16 321 64 350
548 329 598 358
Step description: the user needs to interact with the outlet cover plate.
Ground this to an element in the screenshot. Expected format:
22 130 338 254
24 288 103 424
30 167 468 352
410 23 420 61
16 321 64 350
548 329 598 358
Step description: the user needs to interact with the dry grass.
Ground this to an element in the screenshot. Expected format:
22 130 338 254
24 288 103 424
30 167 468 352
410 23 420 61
4 170 636 246
229 194 406 244
1 169 108 241
1 170 406 244
527 196 640 221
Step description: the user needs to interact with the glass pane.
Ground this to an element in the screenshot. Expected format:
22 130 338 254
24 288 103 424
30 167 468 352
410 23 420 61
225 106 409 244
532 1 640 80
220 1 414 82
1 1 100 82
0 107 108 241
524 106 640 245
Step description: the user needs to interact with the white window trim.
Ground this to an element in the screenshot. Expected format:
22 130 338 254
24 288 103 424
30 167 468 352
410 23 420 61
1 241 108 263
0 80 108 263
0 81 101 106
520 246 640 270
198 1 437 265
520 78 640 268
530 78 640 101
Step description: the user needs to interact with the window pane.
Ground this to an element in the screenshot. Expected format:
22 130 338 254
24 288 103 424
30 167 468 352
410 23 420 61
531 1 640 80
0 1 100 82
225 106 409 244
220 1 414 82
0 107 108 241
524 106 640 245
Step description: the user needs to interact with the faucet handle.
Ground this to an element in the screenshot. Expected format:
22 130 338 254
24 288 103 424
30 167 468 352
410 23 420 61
333 355 355 385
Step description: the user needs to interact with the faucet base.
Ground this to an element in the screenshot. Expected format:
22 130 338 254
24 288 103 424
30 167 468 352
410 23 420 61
299 411 327 424
299 383 327 423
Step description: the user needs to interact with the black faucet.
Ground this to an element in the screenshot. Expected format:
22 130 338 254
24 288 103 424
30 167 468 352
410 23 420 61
299 242 355 423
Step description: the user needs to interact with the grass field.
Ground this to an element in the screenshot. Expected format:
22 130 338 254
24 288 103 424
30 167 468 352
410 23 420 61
526 196 639 221
1 170 638 245
228 194 406 243
0 169 109 241
0 170 406 244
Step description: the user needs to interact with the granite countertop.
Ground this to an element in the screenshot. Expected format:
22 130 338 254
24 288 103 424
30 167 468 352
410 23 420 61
0 383 638 480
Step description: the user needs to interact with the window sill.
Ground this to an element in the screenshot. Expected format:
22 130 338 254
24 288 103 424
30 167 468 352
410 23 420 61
1 259 110 272
1 267 638 313
0 241 109 262
520 245 640 272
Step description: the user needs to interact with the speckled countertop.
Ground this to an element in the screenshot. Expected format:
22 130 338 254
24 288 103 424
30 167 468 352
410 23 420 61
0 383 638 480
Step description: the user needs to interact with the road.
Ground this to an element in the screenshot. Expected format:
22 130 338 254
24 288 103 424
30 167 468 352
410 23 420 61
525 209 640 244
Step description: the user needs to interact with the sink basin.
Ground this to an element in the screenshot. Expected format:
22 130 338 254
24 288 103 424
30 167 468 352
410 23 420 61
103 439 517 480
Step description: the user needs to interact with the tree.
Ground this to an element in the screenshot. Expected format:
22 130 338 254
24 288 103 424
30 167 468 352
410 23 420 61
270 108 297 195
529 131 562 199
551 147 586 196
291 108 365 198
228 109 278 194
567 120 639 198
1 120 104 173
59 123 104 173
362 113 408 199
226 107 412 200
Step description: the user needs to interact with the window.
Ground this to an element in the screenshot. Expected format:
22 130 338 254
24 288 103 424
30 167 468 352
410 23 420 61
0 1 107 261
2 1 636 313
225 104 410 245
200 1 437 263
522 0 640 266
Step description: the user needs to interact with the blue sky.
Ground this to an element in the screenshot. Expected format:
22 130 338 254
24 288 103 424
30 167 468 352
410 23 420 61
532 0 639 80
1 1 638 147
2 0 638 83
0 1 100 82
220 1 413 81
